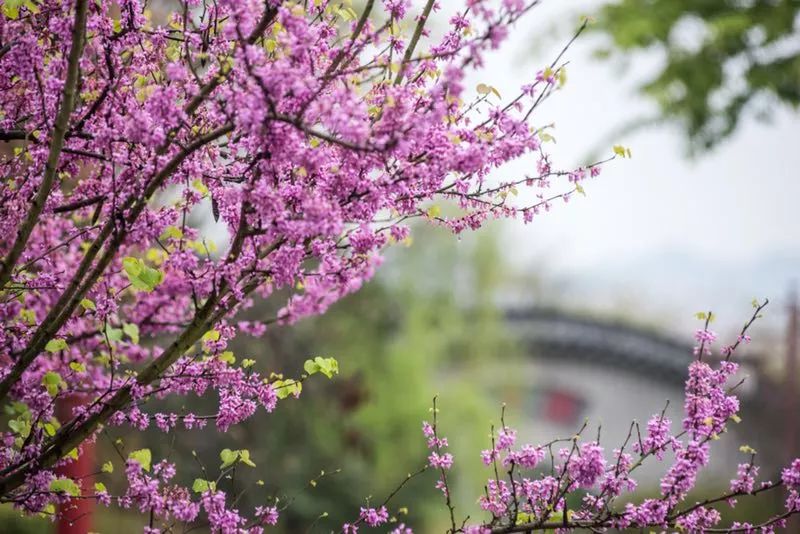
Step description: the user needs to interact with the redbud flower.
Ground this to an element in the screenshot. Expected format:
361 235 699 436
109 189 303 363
359 506 389 527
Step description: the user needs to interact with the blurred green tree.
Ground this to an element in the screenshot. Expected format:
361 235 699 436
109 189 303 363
596 0 800 151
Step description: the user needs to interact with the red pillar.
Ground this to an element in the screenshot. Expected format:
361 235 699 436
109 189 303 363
56 395 95 534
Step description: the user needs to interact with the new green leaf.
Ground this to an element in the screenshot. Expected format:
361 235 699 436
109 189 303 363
45 339 68 353
192 478 215 493
220 448 239 469
50 478 81 496
122 257 164 292
128 448 152 472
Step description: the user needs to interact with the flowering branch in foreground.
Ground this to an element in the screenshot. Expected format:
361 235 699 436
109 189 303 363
0 0 607 529
419 300 800 534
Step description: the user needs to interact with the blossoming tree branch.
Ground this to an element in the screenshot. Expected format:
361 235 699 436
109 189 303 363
415 302 800 534
0 0 796 532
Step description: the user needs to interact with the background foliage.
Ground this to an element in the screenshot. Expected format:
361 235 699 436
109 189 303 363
596 0 800 151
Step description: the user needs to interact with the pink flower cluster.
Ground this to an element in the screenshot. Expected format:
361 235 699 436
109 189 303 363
359 506 389 527
423 418 455 498
447 304 800 533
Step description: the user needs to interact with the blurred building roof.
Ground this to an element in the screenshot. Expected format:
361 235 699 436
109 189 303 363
506 308 695 384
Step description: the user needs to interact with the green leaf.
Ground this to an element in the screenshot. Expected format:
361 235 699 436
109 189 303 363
426 205 441 218
66 448 79 461
273 379 302 400
42 371 63 396
50 478 81 497
304 357 339 379
122 256 141 276
192 478 212 493
105 325 123 343
558 67 568 87
8 418 31 438
2 0 23 19
101 461 114 474
241 359 256 369
136 263 164 291
613 144 632 158
303 359 318 375
316 356 338 378
202 330 220 342
9 401 30 415
80 298 96 311
122 257 164 292
122 323 140 344
191 179 209 196
539 132 555 143
19 308 36 325
548 510 564 523
218 351 235 365
238 449 256 467
21 0 38 13
94 482 107 493
45 339 68 353
516 511 535 523
128 448 152 472
219 448 239 469
476 83 501 98
43 371 62 387
69 362 86 373
160 225 183 240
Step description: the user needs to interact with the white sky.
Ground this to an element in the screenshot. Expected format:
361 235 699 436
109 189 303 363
455 0 800 337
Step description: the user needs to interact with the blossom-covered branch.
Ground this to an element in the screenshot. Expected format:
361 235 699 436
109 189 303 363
0 0 608 529
419 301 800 534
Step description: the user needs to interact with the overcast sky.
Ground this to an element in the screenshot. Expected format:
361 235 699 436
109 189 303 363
450 0 800 338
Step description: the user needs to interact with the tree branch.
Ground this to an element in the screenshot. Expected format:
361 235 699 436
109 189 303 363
0 124 234 404
0 129 33 142
0 219 272 498
393 0 435 86
0 0 89 291
51 195 106 214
